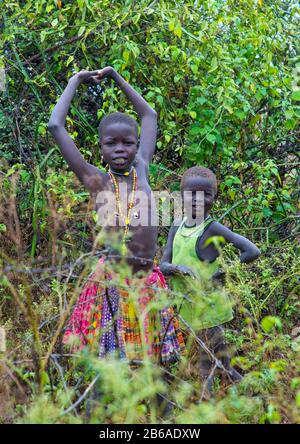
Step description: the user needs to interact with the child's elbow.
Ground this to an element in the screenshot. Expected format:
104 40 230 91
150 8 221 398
148 108 157 118
159 261 173 276
252 246 261 260
48 121 59 132
242 246 261 263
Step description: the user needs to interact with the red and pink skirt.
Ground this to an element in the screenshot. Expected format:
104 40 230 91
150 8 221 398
63 257 185 365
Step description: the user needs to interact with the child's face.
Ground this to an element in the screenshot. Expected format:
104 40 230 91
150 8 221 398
101 122 138 171
181 176 216 218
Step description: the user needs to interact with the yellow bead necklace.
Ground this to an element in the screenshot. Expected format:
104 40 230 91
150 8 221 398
108 166 137 255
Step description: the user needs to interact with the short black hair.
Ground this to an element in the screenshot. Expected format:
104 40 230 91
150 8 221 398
181 166 218 194
98 111 138 140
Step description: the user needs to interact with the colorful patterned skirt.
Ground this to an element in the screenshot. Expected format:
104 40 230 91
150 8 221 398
63 257 185 365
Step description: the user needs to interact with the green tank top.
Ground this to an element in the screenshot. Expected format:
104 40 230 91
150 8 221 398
169 216 233 329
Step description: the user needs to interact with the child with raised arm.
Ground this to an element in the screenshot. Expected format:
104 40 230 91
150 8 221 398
48 67 184 366
160 166 261 395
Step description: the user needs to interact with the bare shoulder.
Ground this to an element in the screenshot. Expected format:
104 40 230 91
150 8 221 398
167 218 182 238
208 220 231 235
172 218 183 230
82 164 108 193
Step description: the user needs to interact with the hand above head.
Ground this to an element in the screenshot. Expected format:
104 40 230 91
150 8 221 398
91 66 115 84
68 67 114 85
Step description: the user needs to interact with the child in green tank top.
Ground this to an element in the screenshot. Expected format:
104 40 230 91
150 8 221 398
160 166 261 397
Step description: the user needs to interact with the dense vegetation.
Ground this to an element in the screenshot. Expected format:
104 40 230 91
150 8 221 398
0 0 299 424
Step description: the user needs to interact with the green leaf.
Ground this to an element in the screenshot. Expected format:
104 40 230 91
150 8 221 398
261 316 282 333
223 103 233 114
196 97 206 105
190 64 198 75
209 57 218 73
40 31 47 43
66 55 74 67
78 26 86 37
190 125 201 135
285 118 297 130
296 392 300 408
168 20 175 32
262 207 273 217
174 24 182 38
206 133 216 144
291 90 300 101
284 109 294 119
41 371 50 386
123 50 130 62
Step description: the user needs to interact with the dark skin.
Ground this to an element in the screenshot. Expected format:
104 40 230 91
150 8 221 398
48 67 157 274
161 175 261 391
160 175 261 279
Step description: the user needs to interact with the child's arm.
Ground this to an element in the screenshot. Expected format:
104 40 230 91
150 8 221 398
48 70 104 191
98 67 157 167
211 222 261 263
160 222 196 277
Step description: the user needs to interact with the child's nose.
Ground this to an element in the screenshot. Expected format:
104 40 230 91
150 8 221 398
115 144 126 152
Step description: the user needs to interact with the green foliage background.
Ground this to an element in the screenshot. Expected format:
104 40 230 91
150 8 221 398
0 0 299 424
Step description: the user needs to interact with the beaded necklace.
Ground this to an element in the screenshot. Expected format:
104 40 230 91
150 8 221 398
108 166 133 176
108 166 137 255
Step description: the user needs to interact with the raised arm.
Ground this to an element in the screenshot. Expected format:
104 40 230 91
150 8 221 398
95 67 157 166
211 222 261 263
48 70 103 190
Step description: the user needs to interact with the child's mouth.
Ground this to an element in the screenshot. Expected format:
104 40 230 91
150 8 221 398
113 157 128 165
